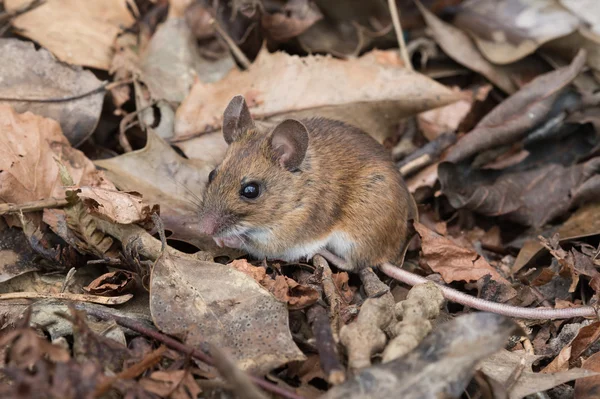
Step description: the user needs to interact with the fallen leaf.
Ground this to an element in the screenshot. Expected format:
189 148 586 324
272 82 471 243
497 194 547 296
140 370 202 398
480 349 597 399
140 17 235 103
0 39 105 146
83 271 136 296
261 0 323 42
559 0 600 36
438 157 600 227
445 49 586 163
575 351 600 399
0 105 113 209
541 345 571 373
150 252 305 374
0 227 42 283
76 187 159 225
415 222 514 288
175 49 461 143
453 0 580 65
5 0 135 70
323 313 518 399
570 322 600 362
415 1 516 94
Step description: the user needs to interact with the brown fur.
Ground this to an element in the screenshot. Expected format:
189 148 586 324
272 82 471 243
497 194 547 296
200 115 418 269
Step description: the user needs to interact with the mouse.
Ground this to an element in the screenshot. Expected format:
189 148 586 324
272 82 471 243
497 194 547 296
198 95 597 320
198 95 418 271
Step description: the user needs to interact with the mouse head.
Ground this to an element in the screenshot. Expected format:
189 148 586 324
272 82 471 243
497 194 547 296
198 95 310 249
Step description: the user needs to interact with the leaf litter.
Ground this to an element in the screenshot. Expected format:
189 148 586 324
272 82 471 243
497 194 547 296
1 1 600 398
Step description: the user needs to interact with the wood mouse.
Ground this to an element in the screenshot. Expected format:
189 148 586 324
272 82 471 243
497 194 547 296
198 95 417 271
198 95 597 320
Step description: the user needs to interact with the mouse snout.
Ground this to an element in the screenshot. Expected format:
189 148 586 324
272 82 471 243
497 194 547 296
199 213 221 236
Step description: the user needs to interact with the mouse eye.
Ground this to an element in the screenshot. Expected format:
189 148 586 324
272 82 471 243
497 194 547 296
240 182 260 199
208 169 216 183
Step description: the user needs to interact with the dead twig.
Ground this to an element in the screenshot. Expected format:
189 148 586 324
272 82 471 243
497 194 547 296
81 307 306 399
387 0 412 70
0 197 68 215
210 18 251 69
0 292 132 305
307 305 346 385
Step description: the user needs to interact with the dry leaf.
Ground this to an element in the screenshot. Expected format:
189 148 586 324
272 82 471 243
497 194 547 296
0 39 105 146
261 0 323 42
140 17 235 103
83 271 136 296
415 222 514 287
5 0 135 70
453 0 580 65
0 227 43 283
415 1 516 94
575 351 600 399
0 105 112 208
77 187 158 225
445 49 586 162
150 252 305 374
140 370 202 398
174 49 461 143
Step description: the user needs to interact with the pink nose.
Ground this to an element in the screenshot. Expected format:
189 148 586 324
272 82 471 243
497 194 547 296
199 214 219 236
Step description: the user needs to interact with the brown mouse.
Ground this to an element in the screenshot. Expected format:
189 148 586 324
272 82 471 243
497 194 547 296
198 96 418 271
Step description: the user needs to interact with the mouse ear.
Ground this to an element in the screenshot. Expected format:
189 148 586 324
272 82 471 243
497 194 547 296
270 119 309 171
222 95 255 144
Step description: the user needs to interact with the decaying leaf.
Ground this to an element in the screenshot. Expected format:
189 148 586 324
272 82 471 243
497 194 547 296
150 251 305 374
0 39 105 146
453 0 580 65
77 187 159 225
175 49 462 143
261 0 323 42
5 0 135 70
0 105 112 209
84 271 136 296
445 49 586 163
439 157 600 227
415 222 515 292
480 349 597 399
140 17 235 103
231 259 320 310
139 369 202 398
0 227 43 283
575 351 600 399
415 1 516 94
323 313 518 399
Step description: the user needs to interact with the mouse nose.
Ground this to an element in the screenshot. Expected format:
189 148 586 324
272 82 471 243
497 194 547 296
199 214 219 236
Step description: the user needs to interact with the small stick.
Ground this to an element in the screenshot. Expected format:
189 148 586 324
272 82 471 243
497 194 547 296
307 305 346 385
210 18 251 69
80 307 306 399
0 292 132 305
387 0 412 71
318 249 600 320
0 197 68 215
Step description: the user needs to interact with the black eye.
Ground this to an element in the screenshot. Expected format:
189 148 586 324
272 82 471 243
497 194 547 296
241 182 260 199
208 169 216 183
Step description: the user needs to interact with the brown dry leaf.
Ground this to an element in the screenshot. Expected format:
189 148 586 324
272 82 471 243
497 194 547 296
480 349 596 399
230 259 319 310
418 85 492 141
174 49 462 143
333 272 354 304
414 222 514 288
541 345 571 373
324 313 518 399
76 187 158 225
5 0 135 70
150 252 305 374
0 227 43 283
570 322 600 361
140 370 202 399
0 39 105 146
439 157 600 227
453 0 580 65
445 49 586 163
575 351 600 399
415 1 516 94
140 17 235 103
262 0 323 42
513 202 600 273
0 105 112 208
83 271 136 296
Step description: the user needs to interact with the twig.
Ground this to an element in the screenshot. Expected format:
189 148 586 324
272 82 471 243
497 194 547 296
313 255 343 334
208 344 269 399
0 292 133 305
0 197 68 215
387 0 412 71
399 154 432 176
307 305 346 385
118 102 156 153
210 18 251 69
81 307 305 399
